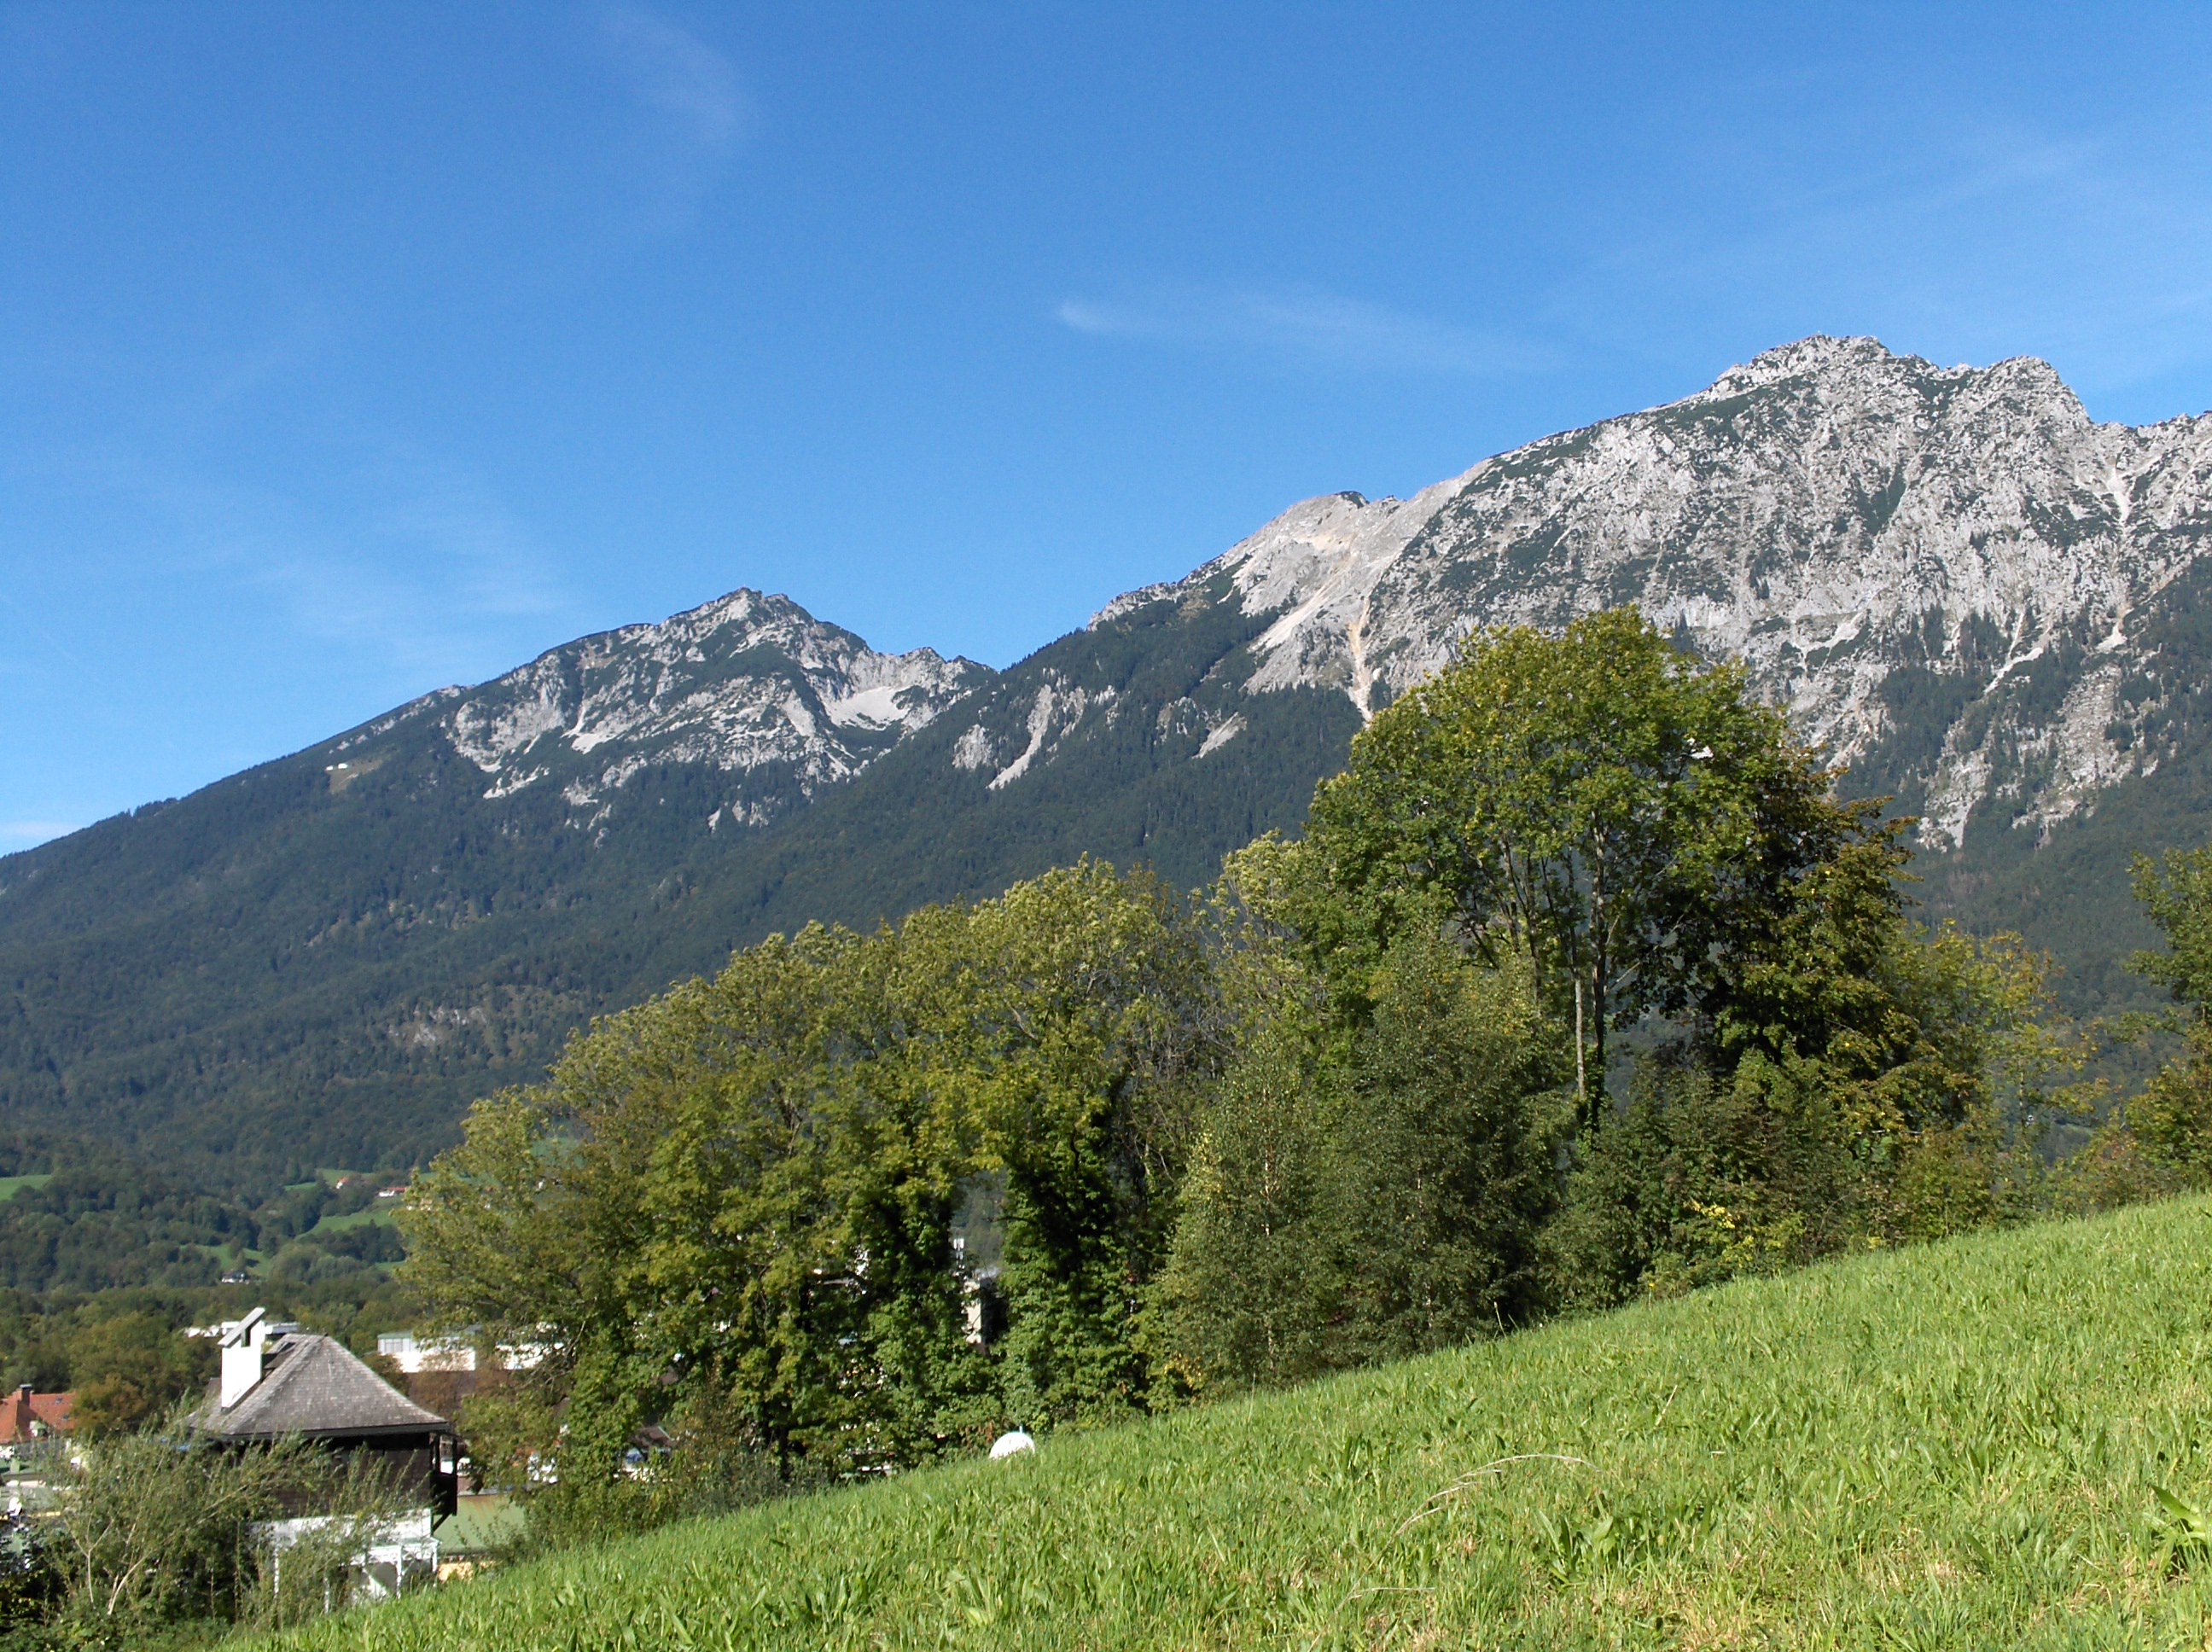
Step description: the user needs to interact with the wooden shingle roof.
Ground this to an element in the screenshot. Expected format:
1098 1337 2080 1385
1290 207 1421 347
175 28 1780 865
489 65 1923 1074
195 1332 449 1442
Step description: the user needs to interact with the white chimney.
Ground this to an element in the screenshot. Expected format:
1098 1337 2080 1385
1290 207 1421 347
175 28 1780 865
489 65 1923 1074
218 1306 268 1409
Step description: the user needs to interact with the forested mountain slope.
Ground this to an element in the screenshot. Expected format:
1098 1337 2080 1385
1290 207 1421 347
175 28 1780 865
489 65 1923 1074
0 594 992 1186
7 336 2212 1190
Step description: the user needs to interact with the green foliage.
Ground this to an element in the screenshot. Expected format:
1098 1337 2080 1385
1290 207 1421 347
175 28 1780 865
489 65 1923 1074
0 1541 66 1641
1148 947 1345 1396
2121 1030 2212 1185
44 1407 403 1635
1546 927 2094 1307
1544 1056 1842 1306
404 861 1222 1516
64 1312 214 1439
1299 610 1869 1126
2104 840 2212 1191
251 1199 2212 1651
0 1140 257 1294
1250 606 2071 1312
1335 935 1565 1358
2133 843 2212 1012
1148 926 1569 1395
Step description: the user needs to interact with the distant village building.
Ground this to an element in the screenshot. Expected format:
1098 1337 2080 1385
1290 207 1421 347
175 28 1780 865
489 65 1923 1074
376 1330 548 1376
1 1385 76 1537
0 1386 73 1446
375 1333 477 1375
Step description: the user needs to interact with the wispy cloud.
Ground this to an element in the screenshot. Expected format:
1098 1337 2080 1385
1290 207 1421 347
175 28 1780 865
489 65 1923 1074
25 434 579 691
200 457 572 683
1057 285 1551 376
598 4 748 157
0 430 581 844
1532 108 2212 404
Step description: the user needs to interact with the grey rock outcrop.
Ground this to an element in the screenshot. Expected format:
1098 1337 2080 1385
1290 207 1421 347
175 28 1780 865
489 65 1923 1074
1096 336 2212 850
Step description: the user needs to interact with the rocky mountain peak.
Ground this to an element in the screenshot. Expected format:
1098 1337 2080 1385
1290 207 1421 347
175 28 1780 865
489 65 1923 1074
1706 333 1906 392
300 338 2212 864
1082 336 2212 853
401 585 988 828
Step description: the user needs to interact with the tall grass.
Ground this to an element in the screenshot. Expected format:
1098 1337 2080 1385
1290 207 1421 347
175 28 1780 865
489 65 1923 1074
257 1198 2212 1649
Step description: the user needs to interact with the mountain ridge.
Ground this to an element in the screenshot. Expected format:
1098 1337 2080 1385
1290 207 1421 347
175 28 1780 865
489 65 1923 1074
1087 334 2212 854
8 334 2212 1195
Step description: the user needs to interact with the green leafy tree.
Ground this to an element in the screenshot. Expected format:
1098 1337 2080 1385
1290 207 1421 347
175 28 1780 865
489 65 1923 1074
2119 846 2212 1184
67 1311 214 1436
1150 951 1344 1396
1300 608 1861 1126
1273 606 2078 1309
2132 846 2212 1009
403 859 1221 1518
1546 928 2077 1306
1337 934 1567 1357
407 921 995 1501
1155 853 1568 1388
959 868 1222 1428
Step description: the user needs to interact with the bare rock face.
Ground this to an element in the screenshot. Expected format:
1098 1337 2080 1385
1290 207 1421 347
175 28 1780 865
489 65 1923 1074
317 336 2212 871
389 589 987 829
1100 336 2212 851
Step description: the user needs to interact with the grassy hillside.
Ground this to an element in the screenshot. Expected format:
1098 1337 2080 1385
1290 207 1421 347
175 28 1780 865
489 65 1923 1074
264 1198 2212 1649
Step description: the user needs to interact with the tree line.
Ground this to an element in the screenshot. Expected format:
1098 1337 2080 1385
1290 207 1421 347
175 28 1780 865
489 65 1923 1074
401 611 2212 1534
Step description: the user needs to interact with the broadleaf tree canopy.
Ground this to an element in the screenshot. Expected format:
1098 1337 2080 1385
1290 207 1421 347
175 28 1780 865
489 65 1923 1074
1299 608 1871 1124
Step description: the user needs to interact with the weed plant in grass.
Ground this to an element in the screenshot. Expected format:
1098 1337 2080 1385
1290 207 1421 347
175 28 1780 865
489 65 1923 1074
257 1199 2212 1649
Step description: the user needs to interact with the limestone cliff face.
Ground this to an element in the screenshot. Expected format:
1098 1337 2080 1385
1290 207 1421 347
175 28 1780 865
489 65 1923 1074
1090 336 2212 850
368 589 986 831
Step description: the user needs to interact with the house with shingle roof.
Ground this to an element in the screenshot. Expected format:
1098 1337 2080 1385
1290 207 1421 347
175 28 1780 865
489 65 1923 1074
191 1307 458 1518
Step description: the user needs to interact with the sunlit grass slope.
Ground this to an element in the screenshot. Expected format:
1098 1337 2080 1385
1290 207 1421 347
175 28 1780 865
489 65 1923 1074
268 1200 2212 1649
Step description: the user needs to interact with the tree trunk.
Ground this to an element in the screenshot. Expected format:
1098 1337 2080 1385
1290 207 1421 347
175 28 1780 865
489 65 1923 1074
1587 849 1609 1133
1573 980 1587 1120
1588 954 1606 1133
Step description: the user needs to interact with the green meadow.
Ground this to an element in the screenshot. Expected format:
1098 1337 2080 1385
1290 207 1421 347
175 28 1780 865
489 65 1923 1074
302 1207 398 1237
259 1196 2212 1650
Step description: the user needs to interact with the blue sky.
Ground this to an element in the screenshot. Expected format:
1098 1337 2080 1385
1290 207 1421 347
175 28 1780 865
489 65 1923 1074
7 3 2212 847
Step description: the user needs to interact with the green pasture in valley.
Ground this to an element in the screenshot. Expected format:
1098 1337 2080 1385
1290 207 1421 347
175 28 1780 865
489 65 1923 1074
304 1207 399 1237
259 1197 2212 1649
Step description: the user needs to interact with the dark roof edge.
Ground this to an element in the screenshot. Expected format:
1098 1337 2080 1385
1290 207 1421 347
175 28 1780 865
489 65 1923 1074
198 1422 452 1443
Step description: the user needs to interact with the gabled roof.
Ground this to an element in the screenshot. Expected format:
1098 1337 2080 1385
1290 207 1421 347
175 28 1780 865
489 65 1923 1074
0 1389 73 1444
195 1333 449 1441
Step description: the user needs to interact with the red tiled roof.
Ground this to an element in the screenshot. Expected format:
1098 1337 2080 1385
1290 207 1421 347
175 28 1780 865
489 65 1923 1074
0 1389 73 1444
